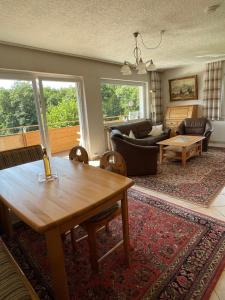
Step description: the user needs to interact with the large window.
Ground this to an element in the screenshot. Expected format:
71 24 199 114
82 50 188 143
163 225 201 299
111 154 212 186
101 81 146 124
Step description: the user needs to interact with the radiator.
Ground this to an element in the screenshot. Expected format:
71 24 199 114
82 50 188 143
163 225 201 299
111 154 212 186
210 121 225 143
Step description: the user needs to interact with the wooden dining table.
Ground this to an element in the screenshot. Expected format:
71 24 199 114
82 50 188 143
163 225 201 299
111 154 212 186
0 157 134 300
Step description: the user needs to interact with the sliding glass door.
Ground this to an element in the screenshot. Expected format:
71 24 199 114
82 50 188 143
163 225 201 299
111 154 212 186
0 74 83 156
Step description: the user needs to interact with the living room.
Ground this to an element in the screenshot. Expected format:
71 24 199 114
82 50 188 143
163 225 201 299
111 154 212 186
0 1 225 299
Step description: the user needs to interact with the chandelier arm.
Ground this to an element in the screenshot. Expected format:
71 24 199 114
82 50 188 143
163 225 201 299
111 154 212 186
123 61 136 69
139 30 164 50
133 47 142 64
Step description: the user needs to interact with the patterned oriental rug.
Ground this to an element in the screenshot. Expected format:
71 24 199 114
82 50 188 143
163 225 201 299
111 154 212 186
133 147 225 207
3 189 225 300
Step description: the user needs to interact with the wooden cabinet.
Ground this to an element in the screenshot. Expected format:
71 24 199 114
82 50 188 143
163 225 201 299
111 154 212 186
165 105 198 136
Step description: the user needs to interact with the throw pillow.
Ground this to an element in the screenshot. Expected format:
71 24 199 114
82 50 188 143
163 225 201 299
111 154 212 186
148 124 163 137
129 130 136 139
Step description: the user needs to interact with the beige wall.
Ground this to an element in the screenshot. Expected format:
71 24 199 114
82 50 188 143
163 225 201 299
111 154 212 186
0 44 149 158
161 63 205 117
161 61 225 144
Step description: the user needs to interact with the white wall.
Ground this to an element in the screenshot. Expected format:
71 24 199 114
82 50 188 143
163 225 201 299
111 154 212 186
0 44 149 158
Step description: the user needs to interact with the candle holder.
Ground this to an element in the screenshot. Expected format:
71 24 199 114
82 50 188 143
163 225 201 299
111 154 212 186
38 172 58 183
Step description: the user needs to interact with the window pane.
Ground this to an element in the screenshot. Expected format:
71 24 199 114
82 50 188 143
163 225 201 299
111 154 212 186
0 79 41 151
41 80 81 155
101 83 143 123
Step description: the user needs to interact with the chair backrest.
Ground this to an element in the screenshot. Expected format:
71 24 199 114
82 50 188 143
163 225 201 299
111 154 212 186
110 120 152 139
0 145 43 170
183 118 207 135
100 151 127 176
69 146 89 164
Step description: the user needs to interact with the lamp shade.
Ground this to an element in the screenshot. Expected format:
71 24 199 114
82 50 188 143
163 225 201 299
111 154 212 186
146 59 157 71
136 59 147 74
120 62 132 75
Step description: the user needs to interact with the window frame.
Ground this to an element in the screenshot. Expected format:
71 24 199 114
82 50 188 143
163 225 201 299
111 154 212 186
220 70 225 120
100 78 148 125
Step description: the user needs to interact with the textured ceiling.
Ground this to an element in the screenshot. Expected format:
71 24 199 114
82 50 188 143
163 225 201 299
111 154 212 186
0 0 225 70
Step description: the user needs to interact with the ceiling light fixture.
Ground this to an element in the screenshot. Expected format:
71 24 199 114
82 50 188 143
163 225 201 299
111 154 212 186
121 30 165 75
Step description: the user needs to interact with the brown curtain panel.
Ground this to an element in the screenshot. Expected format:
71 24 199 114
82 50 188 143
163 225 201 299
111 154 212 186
150 71 163 124
203 61 223 120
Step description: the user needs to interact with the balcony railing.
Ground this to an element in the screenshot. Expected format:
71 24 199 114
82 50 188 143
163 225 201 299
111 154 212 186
0 114 140 153
103 111 140 124
0 121 80 153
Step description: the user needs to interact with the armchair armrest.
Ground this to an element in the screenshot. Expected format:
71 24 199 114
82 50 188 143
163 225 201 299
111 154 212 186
204 120 213 136
111 136 159 176
162 127 171 138
176 121 185 135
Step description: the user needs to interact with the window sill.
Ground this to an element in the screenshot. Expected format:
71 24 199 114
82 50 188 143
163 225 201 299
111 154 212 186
104 118 145 128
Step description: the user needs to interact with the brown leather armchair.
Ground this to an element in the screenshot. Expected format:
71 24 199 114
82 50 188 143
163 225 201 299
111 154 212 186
110 131 158 176
176 118 213 152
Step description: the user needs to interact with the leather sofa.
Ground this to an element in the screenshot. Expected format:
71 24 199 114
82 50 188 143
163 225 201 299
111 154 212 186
110 120 171 146
110 120 170 176
176 117 213 151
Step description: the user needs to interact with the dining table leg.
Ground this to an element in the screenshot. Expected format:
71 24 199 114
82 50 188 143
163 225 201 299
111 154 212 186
121 190 130 266
45 227 70 300
0 203 14 237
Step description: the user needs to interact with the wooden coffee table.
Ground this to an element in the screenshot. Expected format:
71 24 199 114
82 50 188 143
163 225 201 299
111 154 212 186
157 135 205 167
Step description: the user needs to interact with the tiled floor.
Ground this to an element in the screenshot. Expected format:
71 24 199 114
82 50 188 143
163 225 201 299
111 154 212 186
56 151 225 299
132 185 225 300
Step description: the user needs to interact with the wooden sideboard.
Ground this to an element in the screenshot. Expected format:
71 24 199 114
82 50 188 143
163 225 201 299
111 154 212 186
165 105 198 136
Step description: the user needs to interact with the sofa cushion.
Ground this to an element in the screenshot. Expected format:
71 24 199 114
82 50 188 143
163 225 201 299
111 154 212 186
149 125 163 137
129 130 135 139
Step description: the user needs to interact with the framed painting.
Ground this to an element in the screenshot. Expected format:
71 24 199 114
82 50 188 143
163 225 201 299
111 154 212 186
169 75 198 101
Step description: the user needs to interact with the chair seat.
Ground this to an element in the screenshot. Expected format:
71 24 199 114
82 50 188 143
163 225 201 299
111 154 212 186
84 203 120 223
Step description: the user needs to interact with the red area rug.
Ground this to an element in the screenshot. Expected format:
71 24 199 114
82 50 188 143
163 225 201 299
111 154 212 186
133 147 225 207
4 189 225 300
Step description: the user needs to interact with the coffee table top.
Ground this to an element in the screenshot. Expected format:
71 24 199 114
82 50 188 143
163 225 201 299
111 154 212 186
157 135 205 147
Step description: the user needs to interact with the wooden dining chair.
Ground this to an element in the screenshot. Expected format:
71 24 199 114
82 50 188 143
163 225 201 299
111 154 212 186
0 145 43 234
0 144 43 170
69 146 89 164
66 146 89 244
72 150 127 273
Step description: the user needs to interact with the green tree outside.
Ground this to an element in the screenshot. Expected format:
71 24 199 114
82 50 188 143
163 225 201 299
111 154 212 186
0 81 79 134
101 83 140 121
0 81 140 135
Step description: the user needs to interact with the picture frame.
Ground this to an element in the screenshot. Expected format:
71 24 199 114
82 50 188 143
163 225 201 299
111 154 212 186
169 75 198 101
